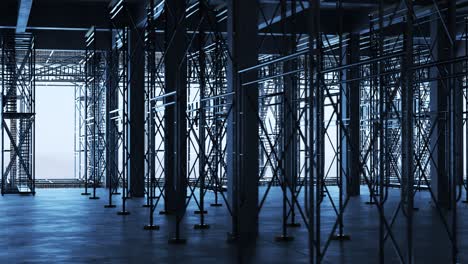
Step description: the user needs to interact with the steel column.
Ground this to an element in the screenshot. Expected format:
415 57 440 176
128 27 145 198
343 34 361 197
429 6 450 208
402 1 414 262
226 0 259 242
164 0 188 243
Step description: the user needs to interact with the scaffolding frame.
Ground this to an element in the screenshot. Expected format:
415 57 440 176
64 0 468 262
0 33 36 195
81 27 107 199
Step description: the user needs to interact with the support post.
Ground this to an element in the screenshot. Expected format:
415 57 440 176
308 0 320 262
128 27 145 198
194 0 209 230
447 1 460 262
282 0 300 230
105 40 119 208
164 0 188 243
430 7 450 209
402 2 414 262
343 34 361 197
226 0 259 243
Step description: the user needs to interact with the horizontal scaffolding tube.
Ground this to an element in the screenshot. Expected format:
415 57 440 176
149 91 177 102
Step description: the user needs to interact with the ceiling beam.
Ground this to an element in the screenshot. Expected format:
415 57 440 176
16 0 33 33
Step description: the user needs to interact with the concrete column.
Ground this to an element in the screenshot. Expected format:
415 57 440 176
226 0 259 242
342 34 360 197
164 0 187 216
450 3 463 193
430 5 463 208
128 27 145 197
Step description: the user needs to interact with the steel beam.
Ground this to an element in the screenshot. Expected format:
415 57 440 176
16 0 33 33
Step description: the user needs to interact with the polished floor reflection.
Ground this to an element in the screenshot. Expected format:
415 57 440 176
0 187 466 263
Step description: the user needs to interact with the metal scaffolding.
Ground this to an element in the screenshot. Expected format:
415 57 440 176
0 0 463 261
10 0 464 263
81 27 107 199
0 33 35 195
107 1 132 214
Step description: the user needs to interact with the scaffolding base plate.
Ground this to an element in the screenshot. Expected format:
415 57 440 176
81 192 91 195
89 196 100 200
194 210 207 215
210 203 223 207
104 205 116 208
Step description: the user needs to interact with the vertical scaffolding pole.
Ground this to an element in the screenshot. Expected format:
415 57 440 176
143 1 160 231
104 35 118 208
89 27 100 200
194 0 209 230
378 0 386 261
308 0 319 262
333 0 350 241
1 39 4 196
275 0 296 242
314 0 323 262
463 17 468 205
289 0 300 231
402 1 414 262
82 35 90 195
447 1 459 262
118 27 131 216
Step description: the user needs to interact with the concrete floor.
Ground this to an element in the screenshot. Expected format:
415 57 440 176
0 186 466 263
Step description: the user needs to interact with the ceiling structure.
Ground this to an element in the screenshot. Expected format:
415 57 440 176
3 0 466 51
